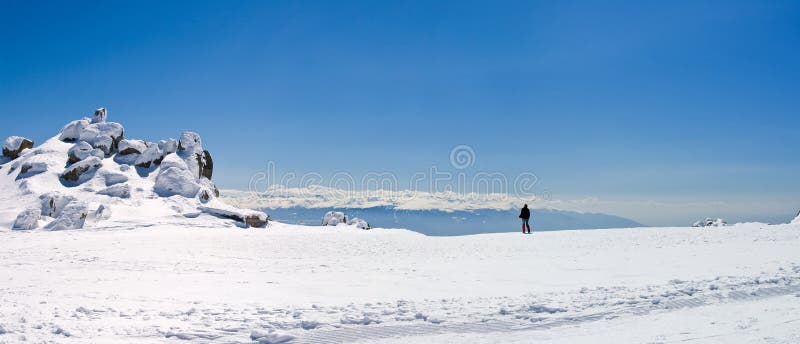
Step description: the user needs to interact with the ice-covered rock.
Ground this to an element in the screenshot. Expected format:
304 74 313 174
59 118 91 142
322 211 347 226
118 139 146 155
92 107 107 123
3 136 34 159
60 156 102 183
67 141 105 164
348 217 371 230
45 201 89 230
39 192 77 217
97 184 131 198
135 144 163 168
693 218 726 227
12 207 40 230
154 167 200 197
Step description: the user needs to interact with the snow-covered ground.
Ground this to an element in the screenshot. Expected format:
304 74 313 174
2 221 800 343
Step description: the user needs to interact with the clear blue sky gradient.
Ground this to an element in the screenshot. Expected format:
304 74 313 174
1 1 799 224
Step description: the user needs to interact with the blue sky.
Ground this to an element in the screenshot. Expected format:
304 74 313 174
1 1 799 225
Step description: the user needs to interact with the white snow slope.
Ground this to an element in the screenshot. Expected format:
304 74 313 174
1 220 800 343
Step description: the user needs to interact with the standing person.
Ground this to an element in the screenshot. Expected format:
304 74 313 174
519 204 531 234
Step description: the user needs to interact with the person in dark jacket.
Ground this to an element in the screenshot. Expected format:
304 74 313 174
519 204 531 234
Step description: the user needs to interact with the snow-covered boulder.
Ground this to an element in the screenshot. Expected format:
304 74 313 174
39 192 77 217
59 118 91 142
158 139 178 156
12 207 40 230
118 139 146 155
135 144 163 168
19 160 48 176
79 122 125 155
160 153 187 170
199 203 269 228
103 172 128 186
178 132 202 152
3 136 34 159
322 211 347 226
67 141 105 164
97 184 131 198
60 156 102 183
154 167 200 197
693 218 726 227
348 217 371 230
92 107 107 123
176 131 213 180
45 201 89 230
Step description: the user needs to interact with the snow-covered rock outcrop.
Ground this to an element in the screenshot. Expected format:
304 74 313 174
322 211 347 226
348 217 371 230
3 136 34 159
793 211 800 224
693 218 726 227
0 107 268 230
321 212 370 229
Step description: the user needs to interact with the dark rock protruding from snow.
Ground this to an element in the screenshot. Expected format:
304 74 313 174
92 107 107 123
693 218 726 227
200 150 213 180
68 141 105 164
60 156 102 183
3 136 34 159
135 144 164 168
118 139 146 155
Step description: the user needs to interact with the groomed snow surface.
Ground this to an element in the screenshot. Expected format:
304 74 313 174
1 221 800 343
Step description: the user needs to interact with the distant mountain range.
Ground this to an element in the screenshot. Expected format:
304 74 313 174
261 206 644 236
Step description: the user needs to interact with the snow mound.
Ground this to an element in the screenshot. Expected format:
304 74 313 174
693 218 727 227
0 106 260 230
12 207 40 230
154 167 200 197
97 184 131 198
322 211 347 226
